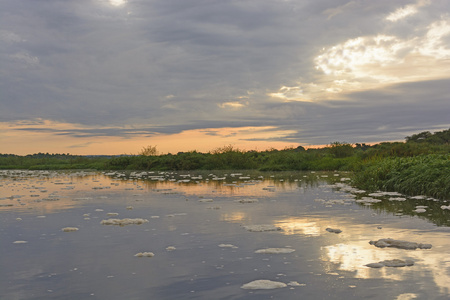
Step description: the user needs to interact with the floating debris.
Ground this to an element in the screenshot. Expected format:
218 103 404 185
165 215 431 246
369 238 432 250
254 248 295 254
62 227 79 232
244 225 282 232
13 241 28 244
134 252 154 257
326 228 342 234
365 259 414 268
241 280 287 290
107 213 119 216
166 246 176 251
100 218 149 226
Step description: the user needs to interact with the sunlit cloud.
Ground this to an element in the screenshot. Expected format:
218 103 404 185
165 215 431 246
386 0 430 22
268 86 313 102
270 17 450 102
109 0 127 7
218 101 246 109
323 1 357 20
386 5 419 22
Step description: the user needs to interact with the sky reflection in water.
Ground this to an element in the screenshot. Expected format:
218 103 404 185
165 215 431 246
1 170 450 300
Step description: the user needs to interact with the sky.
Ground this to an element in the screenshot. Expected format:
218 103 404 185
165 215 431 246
1 0 449 155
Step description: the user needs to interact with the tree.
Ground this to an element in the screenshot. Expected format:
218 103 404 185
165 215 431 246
139 145 158 156
327 142 354 158
406 131 432 143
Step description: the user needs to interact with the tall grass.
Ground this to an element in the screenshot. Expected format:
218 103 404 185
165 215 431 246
353 154 450 199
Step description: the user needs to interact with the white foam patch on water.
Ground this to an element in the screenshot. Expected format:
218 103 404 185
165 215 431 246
166 246 176 251
13 241 28 244
287 281 305 287
198 199 213 202
369 238 432 250
100 218 149 226
62 227 79 232
134 252 154 257
326 228 342 234
241 279 287 289
366 259 414 268
236 198 259 203
254 248 295 254
218 244 238 249
244 225 282 232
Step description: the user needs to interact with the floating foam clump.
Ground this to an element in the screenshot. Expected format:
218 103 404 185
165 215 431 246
388 197 407 201
62 227 79 232
254 248 295 254
355 197 382 205
287 281 305 287
441 205 450 210
166 246 176 251
365 259 414 268
100 218 149 226
326 228 342 234
107 213 119 216
369 238 432 250
414 207 427 213
219 244 238 248
198 199 213 202
244 225 282 232
236 198 259 203
134 252 154 257
241 280 287 289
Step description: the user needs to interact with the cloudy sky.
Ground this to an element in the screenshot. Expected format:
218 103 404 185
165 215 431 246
1 0 449 155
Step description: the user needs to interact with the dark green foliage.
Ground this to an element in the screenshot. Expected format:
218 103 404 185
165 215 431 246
353 155 450 199
327 142 355 158
406 128 449 144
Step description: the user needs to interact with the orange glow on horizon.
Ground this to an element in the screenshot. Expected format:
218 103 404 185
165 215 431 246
0 120 306 155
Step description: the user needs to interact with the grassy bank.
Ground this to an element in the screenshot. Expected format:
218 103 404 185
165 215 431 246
353 154 449 199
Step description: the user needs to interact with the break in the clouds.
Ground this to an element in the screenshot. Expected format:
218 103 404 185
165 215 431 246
0 0 449 154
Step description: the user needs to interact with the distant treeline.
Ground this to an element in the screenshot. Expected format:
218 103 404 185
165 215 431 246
1 128 449 198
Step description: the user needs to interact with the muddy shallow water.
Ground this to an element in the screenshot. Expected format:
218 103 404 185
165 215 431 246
1 170 450 300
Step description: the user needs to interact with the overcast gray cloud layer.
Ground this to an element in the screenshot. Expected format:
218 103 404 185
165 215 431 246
1 0 449 147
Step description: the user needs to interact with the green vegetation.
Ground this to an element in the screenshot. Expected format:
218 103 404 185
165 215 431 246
1 128 449 198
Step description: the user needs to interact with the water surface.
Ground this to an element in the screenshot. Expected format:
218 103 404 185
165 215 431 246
1 170 449 300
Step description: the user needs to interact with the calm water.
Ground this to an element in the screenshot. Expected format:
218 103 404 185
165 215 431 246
1 170 450 300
